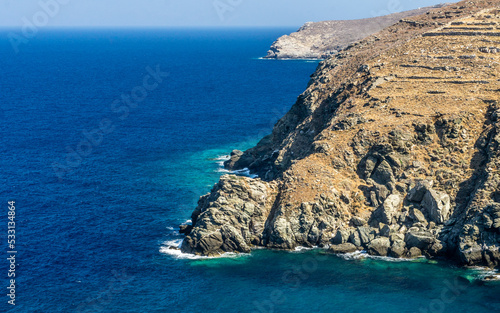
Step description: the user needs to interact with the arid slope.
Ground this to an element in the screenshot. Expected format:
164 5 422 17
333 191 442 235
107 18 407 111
180 1 500 269
264 4 447 59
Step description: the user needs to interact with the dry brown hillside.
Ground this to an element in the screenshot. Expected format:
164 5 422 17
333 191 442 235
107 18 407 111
180 0 500 269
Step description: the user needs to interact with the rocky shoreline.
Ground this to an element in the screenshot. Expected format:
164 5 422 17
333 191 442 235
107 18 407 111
264 5 448 60
178 1 500 269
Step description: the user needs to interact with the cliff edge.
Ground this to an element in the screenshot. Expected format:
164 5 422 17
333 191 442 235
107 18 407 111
264 4 448 59
180 1 500 269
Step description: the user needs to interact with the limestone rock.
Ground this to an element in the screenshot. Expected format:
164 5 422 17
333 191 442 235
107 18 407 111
390 240 406 258
405 230 435 250
332 229 350 244
421 189 451 224
379 194 402 224
181 175 276 256
408 247 423 258
407 180 433 202
358 226 376 246
328 243 358 254
368 237 391 256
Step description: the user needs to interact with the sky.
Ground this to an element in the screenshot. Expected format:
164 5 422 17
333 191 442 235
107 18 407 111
0 0 452 28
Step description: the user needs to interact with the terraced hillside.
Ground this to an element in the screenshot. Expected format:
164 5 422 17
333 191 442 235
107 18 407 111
180 1 500 269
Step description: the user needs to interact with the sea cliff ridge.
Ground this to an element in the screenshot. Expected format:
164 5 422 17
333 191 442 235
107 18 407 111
179 0 500 270
264 4 448 60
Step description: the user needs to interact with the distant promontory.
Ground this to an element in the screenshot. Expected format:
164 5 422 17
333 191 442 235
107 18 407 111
264 4 448 59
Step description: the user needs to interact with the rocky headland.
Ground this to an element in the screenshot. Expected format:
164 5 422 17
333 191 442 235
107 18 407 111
180 1 500 269
264 4 448 59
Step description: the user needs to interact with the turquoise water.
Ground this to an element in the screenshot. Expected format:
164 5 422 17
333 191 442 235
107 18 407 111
0 29 499 312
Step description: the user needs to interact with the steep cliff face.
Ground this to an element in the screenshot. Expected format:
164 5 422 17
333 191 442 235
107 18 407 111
264 5 447 59
181 1 500 268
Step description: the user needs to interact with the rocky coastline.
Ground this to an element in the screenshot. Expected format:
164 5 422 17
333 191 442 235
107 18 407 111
264 5 448 60
178 1 500 270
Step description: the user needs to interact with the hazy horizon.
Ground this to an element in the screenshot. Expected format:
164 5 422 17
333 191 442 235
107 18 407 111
1 0 451 28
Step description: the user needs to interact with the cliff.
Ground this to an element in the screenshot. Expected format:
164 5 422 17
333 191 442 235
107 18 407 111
180 1 500 269
264 4 448 59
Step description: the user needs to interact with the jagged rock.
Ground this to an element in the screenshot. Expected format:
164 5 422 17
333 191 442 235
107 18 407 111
181 3 500 269
223 150 243 169
390 240 406 258
405 230 435 250
181 175 276 256
379 194 402 224
371 160 395 186
390 233 405 242
410 208 428 226
349 230 362 247
407 180 434 202
332 229 350 244
408 247 423 258
358 226 376 246
421 189 451 224
350 216 367 226
379 224 391 237
179 224 193 235
372 183 390 204
368 237 391 256
364 156 378 178
328 243 358 254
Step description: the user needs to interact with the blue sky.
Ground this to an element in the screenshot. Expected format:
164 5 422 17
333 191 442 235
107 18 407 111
0 0 451 28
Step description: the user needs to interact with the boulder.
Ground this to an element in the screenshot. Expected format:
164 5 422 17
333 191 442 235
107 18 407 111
349 230 362 247
390 232 405 242
380 194 402 224
410 208 428 225
389 240 406 258
407 180 433 202
379 224 391 237
350 216 367 226
328 243 358 254
371 160 395 185
421 189 451 224
332 229 350 244
223 150 244 169
405 230 435 250
368 237 391 256
408 247 422 258
358 226 376 246
179 224 193 235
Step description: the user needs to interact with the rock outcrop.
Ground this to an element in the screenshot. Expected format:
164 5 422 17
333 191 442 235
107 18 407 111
264 5 448 59
181 1 500 269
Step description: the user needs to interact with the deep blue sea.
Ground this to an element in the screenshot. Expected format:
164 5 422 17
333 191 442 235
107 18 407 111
0 28 499 313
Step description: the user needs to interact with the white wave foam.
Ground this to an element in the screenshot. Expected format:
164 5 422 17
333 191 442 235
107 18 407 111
231 168 258 178
215 167 258 178
293 246 318 252
159 239 251 260
213 155 230 161
336 250 417 263
468 266 500 281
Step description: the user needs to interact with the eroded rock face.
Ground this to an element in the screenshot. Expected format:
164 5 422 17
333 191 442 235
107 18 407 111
181 175 277 256
180 1 500 268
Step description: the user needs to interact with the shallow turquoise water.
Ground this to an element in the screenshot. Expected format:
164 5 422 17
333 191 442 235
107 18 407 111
0 28 499 312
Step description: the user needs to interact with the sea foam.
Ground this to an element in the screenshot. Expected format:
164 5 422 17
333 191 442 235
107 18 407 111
159 239 250 260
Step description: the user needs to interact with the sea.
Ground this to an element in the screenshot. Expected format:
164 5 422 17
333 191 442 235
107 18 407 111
0 28 499 313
